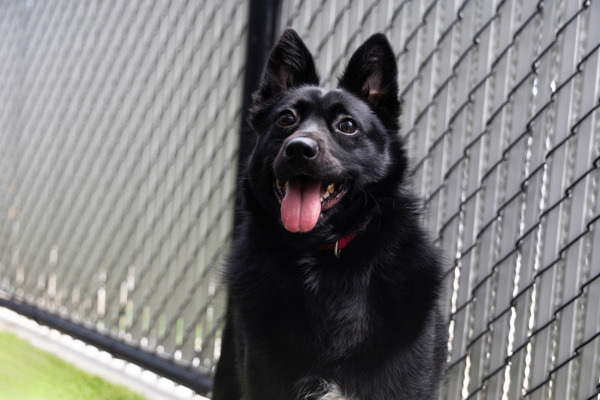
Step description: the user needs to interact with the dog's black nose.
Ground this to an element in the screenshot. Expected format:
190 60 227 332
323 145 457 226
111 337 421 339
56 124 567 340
284 137 319 160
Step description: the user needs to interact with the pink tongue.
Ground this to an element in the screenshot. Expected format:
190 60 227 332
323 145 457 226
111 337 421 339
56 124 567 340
280 177 322 232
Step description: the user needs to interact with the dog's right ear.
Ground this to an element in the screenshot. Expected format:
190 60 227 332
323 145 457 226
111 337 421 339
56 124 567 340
250 29 319 128
338 34 400 131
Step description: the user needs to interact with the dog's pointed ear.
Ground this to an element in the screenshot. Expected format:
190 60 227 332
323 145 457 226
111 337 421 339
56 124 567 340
338 34 400 130
253 29 319 105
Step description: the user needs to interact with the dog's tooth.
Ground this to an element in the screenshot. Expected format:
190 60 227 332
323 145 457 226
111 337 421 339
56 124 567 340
327 183 335 193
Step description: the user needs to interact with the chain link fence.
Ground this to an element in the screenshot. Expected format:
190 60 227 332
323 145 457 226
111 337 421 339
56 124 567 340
0 0 248 393
1 0 600 399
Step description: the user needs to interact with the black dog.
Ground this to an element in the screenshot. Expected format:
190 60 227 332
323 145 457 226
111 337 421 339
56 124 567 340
213 29 447 400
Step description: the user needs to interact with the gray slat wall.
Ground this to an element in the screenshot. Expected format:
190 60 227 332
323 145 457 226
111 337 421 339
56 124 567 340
0 0 246 377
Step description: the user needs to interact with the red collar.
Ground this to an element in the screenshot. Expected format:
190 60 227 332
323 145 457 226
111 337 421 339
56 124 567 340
322 231 362 257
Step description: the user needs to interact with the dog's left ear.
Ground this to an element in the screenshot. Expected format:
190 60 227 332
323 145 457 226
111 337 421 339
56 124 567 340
338 34 400 130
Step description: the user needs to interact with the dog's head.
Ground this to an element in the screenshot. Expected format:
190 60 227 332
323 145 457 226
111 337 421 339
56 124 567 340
245 29 407 240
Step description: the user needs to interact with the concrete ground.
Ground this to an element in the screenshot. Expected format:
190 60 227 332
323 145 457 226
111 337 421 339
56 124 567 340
0 307 210 400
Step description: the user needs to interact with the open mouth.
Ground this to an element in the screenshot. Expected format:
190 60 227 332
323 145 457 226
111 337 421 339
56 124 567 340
274 179 346 211
274 176 347 233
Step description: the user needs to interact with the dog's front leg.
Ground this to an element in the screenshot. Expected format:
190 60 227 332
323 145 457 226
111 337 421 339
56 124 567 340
212 302 243 400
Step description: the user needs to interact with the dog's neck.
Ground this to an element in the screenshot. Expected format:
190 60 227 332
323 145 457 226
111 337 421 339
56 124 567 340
322 231 362 257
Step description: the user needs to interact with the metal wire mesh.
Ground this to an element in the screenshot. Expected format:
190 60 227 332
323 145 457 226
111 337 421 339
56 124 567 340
278 0 600 399
1 0 600 399
0 0 247 380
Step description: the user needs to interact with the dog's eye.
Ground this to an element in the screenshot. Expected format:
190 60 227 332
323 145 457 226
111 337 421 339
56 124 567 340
277 111 296 127
337 118 358 135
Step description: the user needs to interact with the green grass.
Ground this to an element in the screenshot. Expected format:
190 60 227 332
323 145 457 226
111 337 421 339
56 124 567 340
0 332 146 400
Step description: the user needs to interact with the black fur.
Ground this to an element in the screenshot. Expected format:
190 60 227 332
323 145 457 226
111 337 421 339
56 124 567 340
213 29 447 400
